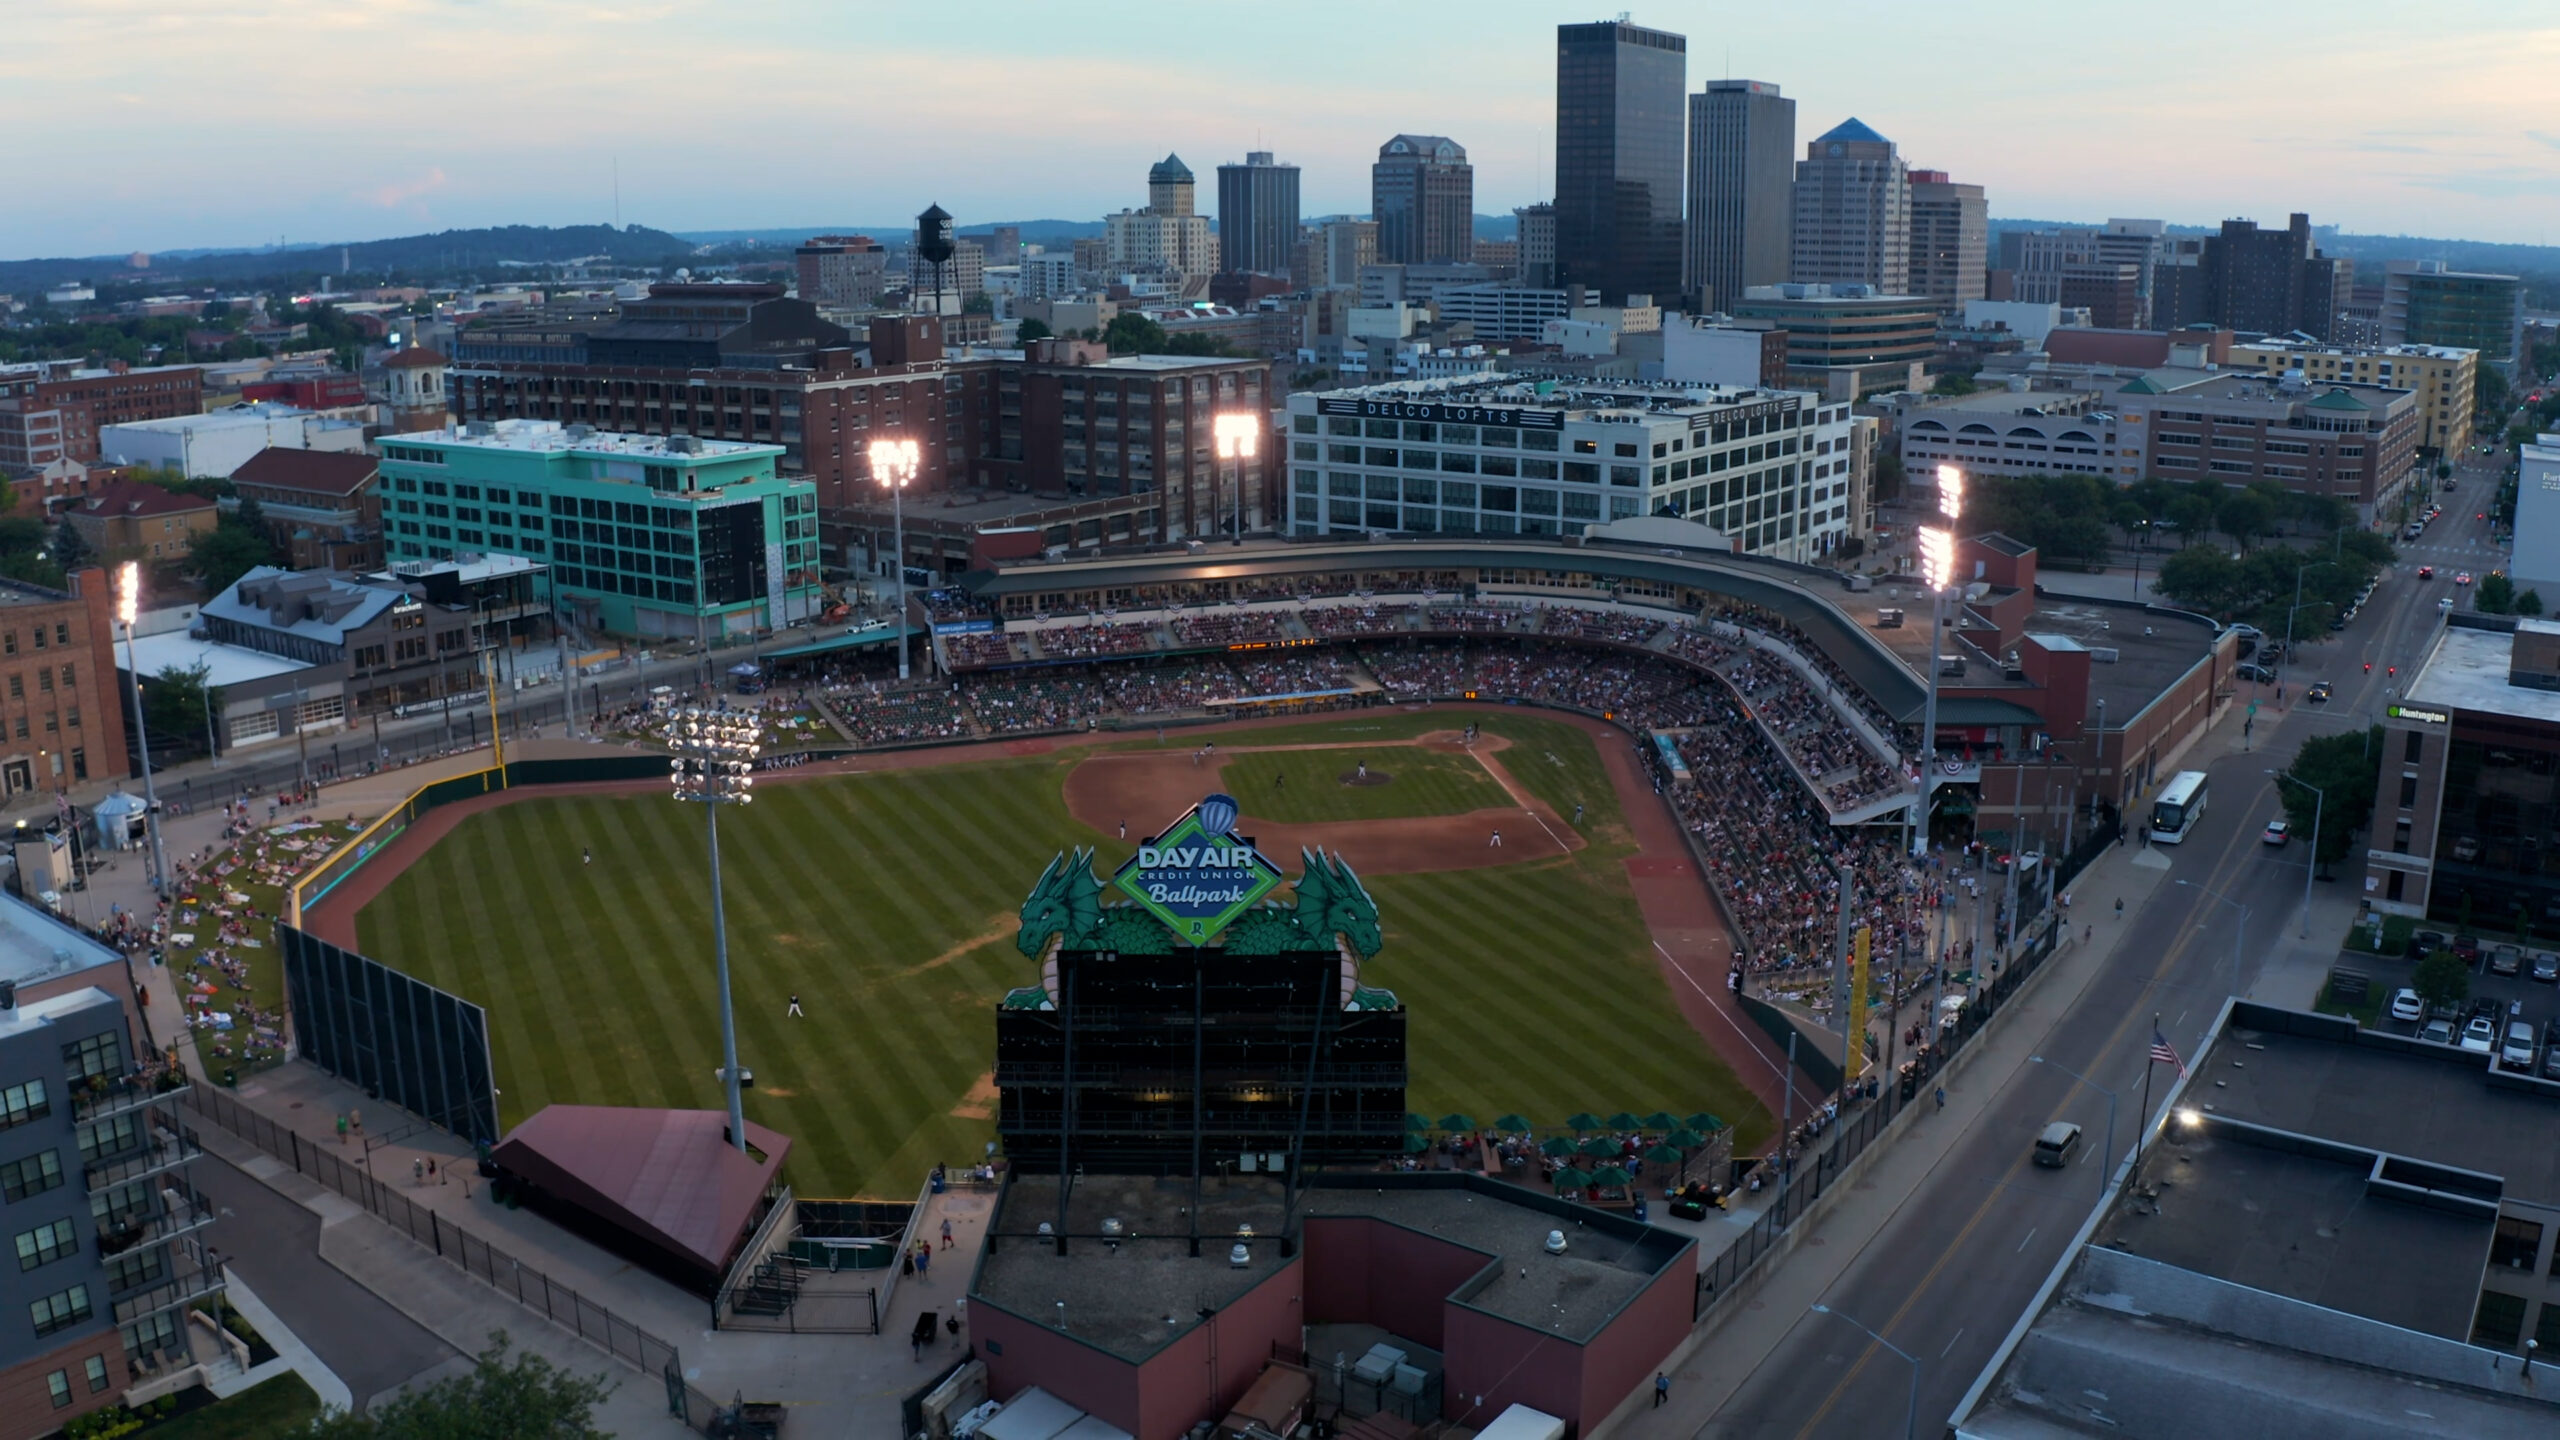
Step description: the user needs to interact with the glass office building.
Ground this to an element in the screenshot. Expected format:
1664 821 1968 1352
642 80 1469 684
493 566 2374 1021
1554 19 1687 307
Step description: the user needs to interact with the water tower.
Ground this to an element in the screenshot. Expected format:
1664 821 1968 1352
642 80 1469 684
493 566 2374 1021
914 204 955 315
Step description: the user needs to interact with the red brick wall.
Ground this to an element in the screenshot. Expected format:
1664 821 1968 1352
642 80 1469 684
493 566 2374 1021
972 1300 1145 1433
1440 1303 1585 1431
1132 1261 1303 1440
1300 1216 1492 1350
0 1329 129 1440
1574 1246 1693 1427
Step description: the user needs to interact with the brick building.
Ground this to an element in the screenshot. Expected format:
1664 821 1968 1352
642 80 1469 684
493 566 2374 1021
2113 371 2421 511
0 570 126 796
0 363 203 467
227 448 383 570
64 482 219 564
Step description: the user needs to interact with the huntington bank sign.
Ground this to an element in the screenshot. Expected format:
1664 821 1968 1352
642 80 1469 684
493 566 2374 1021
1113 793 1283 942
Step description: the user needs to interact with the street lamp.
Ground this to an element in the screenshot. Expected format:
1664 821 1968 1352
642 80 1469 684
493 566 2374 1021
667 707 761 1154
2173 878 2252 999
1910 464 1964 857
2268 769 2325 938
2028 1054 2119 1194
115 563 171 898
1808 1303 1920 1440
867 438 921 681
1213 412 1258 546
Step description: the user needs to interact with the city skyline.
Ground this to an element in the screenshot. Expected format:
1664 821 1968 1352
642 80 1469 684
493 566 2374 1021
11 0 2560 260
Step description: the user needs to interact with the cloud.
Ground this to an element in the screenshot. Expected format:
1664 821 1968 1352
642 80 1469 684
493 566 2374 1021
2528 130 2560 152
362 168 449 210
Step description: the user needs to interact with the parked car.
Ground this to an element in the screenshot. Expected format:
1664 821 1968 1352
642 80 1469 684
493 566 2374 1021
2542 1020 2560 1079
2390 988 2424 1022
2420 1018 2458 1046
2532 951 2559 983
2462 1016 2498 1052
2501 1021 2540 1070
2237 662 2276 683
2418 565 2437 579
2263 818 2291 846
2491 944 2524 977
2454 933 2482 966
2411 929 2447 959
2307 681 2332 703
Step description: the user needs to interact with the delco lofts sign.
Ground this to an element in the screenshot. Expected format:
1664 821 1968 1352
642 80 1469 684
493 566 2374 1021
1316 397 1567 430
1113 792 1283 943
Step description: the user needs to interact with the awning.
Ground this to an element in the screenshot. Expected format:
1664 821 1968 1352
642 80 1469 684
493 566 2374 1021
760 624 916 661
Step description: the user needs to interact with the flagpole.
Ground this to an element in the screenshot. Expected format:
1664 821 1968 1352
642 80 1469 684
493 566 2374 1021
2133 1010 2159 1177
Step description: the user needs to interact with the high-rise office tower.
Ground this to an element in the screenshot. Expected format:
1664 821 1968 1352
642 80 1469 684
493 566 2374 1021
1685 79 1794 313
1790 117 1910 293
1148 155 1196 217
1906 169 1986 312
2201 213 2351 339
1515 203 1557 289
1554 19 1687 305
1372 135 1475 266
1216 151 1302 278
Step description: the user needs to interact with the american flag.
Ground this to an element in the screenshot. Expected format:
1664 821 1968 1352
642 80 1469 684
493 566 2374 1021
2150 1028 2188 1078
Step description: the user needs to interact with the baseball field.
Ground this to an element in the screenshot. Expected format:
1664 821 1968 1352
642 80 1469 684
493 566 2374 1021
352 709 1771 1198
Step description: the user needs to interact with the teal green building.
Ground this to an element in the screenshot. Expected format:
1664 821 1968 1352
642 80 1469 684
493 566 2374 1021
377 419 822 639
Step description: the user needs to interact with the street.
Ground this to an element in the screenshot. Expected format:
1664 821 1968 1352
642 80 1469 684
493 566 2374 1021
1689 470 2508 1438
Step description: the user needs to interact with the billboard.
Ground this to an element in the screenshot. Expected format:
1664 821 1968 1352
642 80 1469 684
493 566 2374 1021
281 924 500 1145
1110 792 1283 944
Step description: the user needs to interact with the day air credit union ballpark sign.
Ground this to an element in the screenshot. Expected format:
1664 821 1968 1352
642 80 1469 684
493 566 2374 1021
1113 792 1284 943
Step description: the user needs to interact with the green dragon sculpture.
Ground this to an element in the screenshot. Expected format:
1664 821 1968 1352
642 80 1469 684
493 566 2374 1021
1004 845 1394 1011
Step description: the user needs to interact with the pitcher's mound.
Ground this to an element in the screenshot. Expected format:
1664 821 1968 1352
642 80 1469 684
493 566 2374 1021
1339 768 1393 787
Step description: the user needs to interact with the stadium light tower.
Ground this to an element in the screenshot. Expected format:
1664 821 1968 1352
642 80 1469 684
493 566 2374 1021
115 562 171 897
1910 465 1964 858
868 438 921 679
1213 412 1258 546
668 707 761 1154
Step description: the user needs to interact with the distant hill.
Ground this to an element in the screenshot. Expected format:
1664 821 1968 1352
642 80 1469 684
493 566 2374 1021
672 220 1106 248
0 223 693 293
1988 217 2560 277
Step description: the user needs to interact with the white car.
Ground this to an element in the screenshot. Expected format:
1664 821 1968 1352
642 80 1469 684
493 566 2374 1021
2389 988 2424 1023
2262 818 2290 846
2462 1016 2497 1053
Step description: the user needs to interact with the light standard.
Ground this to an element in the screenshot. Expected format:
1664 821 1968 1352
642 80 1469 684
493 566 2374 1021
2028 1054 2119 1193
115 563 171 898
867 438 921 681
2174 878 2252 999
2268 769 2325 938
2279 559 2330 693
1808 1304 1920 1440
1213 412 1258 546
1910 464 1964 857
667 707 762 1153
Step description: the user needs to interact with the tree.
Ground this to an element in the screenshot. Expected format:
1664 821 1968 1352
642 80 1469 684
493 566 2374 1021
2413 949 2470 1014
2154 545 2241 614
292 1334 612 1440
962 292 994 315
1101 313 1167 355
1013 317 1053 343
1871 452 1905 503
188 517 277 595
2520 588 2547 616
2215 489 2276 549
141 661 214 756
47 517 91 575
2275 727 2382 869
2163 486 2217 542
2475 365 2511 421
2477 572 2517 614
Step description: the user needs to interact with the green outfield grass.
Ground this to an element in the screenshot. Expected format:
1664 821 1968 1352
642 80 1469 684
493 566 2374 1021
355 711 1764 1198
1217 746 1510 823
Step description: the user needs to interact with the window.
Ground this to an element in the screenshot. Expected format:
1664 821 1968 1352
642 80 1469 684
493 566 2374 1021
30 1283 91 1336
2491 1215 2543 1271
0 1077 47 1129
62 1030 121 1083
85 1355 108 1393
78 1113 139 1162
2400 774 2419 808
59 665 72 688
2405 731 2423 764
53 624 66 646
2394 819 2411 854
49 1369 73 1409
15 1218 75 1272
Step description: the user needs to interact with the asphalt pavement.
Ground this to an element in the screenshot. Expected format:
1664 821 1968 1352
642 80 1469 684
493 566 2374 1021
1656 490 2510 1438
188 1152 459 1411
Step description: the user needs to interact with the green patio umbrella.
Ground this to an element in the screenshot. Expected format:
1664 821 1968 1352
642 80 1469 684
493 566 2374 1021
1666 1128 1705 1150
1539 1136 1577 1159
1685 1112 1728 1133
1494 1114 1533 1134
1552 1165 1593 1193
1642 1110 1682 1132
1439 1113 1478 1133
1606 1111 1644 1132
1565 1112 1601 1134
1405 1112 1432 1132
1403 1133 1432 1154
1578 1136 1618 1160
1590 1164 1633 1189
1644 1143 1684 1166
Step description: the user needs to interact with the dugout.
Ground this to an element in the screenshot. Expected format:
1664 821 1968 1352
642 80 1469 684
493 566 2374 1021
489 1104 792 1295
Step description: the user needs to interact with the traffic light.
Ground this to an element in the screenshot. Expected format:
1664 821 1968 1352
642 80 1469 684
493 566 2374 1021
2388 666 2398 679
2364 662 2372 674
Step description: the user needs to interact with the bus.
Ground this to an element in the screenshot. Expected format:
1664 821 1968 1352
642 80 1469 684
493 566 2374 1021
2149 770 2209 844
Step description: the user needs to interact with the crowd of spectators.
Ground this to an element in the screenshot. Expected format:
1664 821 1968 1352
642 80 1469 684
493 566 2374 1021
1303 603 1415 638
1664 626 1904 810
1536 607 1666 647
832 686 971 745
1169 610 1289 647
1100 660 1234 716
1036 622 1158 659
959 672 1105 733
1359 643 1471 699
1227 650 1356 697
942 631 1020 668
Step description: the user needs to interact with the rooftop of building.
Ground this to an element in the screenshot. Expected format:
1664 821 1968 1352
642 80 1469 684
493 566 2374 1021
1296 374 1820 418
400 418 782 462
2407 620 2560 727
0 892 127 992
2130 371 2415 407
228 446 378 497
2227 337 2478 362
101 402 343 433
972 1172 1687 1365
0 983 119 1043
0 576 78 610
203 566 400 645
117 629 313 688
381 346 449 369
1737 284 1933 309
373 552 545 585
77 478 218 519
1815 116 1889 145
1148 153 1193 183
1952 1004 2560 1439
1860 579 2220 724
1894 388 2107 418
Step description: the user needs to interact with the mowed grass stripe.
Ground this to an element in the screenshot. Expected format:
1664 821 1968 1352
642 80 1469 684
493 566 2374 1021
358 723 1769 1196
1219 746 1511 824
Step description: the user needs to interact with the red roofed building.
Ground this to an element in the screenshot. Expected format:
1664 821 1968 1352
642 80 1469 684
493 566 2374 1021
489 1105 792 1294
65 479 219 562
228 447 383 569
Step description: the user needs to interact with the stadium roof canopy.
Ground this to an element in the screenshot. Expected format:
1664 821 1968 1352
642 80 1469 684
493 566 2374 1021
491 1105 791 1291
